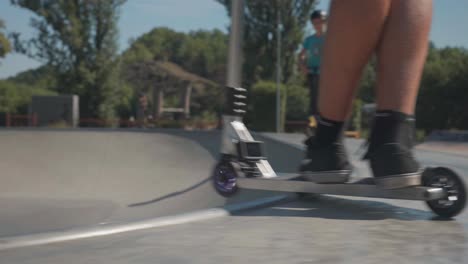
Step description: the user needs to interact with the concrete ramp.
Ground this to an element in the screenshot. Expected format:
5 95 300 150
0 129 302 238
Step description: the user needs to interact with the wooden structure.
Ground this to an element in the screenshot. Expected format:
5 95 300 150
4 113 38 127
126 61 219 121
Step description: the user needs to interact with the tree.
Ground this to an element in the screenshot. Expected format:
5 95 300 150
0 19 12 59
216 0 316 86
120 28 228 121
354 43 468 132
417 45 468 131
177 30 228 84
357 59 377 103
122 28 228 84
246 80 287 131
11 0 127 120
0 80 56 114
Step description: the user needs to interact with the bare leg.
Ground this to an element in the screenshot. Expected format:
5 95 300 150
364 0 433 189
301 0 433 189
319 0 392 121
300 0 392 180
376 0 433 114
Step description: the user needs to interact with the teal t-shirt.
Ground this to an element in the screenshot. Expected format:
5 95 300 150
303 34 325 73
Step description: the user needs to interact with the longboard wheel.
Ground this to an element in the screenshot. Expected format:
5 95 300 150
422 167 467 218
212 160 241 197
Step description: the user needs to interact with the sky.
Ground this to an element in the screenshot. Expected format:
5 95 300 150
1 0 468 79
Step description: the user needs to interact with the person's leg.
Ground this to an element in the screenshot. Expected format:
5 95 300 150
308 73 319 117
301 0 392 181
376 0 432 114
307 73 319 131
366 0 433 189
318 0 392 121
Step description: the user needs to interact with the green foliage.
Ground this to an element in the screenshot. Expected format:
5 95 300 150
355 44 468 132
191 83 224 118
11 0 126 121
7 66 57 91
247 80 287 132
121 28 227 121
178 30 228 83
349 99 362 132
122 41 153 64
122 28 228 84
415 129 426 143
285 79 308 121
0 19 12 59
193 111 218 123
0 80 56 113
47 120 71 128
357 58 377 103
127 28 185 62
216 0 316 86
417 45 468 131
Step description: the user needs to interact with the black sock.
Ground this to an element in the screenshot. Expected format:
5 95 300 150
369 110 415 150
314 115 345 145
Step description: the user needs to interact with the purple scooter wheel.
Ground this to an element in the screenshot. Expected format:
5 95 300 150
212 160 239 197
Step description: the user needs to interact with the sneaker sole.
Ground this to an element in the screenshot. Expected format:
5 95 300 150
374 170 423 190
301 170 352 183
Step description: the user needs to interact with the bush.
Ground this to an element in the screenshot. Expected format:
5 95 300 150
415 129 426 143
417 47 468 132
246 81 287 132
0 80 56 113
286 83 308 121
349 99 362 132
48 120 72 128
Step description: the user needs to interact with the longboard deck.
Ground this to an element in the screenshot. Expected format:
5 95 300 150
237 173 445 201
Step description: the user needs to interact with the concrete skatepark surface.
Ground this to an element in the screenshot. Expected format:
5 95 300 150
0 129 467 263
0 129 300 238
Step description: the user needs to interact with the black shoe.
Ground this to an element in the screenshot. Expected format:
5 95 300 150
364 143 421 189
299 137 352 183
364 110 422 189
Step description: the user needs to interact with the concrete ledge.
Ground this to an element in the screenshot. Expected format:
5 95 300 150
0 195 293 251
418 130 468 157
417 142 468 157
427 130 468 142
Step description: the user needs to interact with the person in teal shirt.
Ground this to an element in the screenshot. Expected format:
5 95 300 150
299 10 327 128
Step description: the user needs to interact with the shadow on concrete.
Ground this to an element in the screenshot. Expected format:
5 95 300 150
128 177 212 207
235 195 440 221
126 129 304 208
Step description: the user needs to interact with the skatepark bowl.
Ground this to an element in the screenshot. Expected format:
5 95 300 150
0 129 299 238
0 128 467 263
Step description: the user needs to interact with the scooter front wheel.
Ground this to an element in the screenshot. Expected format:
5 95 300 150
423 167 466 218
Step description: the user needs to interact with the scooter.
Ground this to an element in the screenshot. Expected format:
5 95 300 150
212 86 467 218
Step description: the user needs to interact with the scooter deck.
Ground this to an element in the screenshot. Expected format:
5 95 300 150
237 173 446 201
